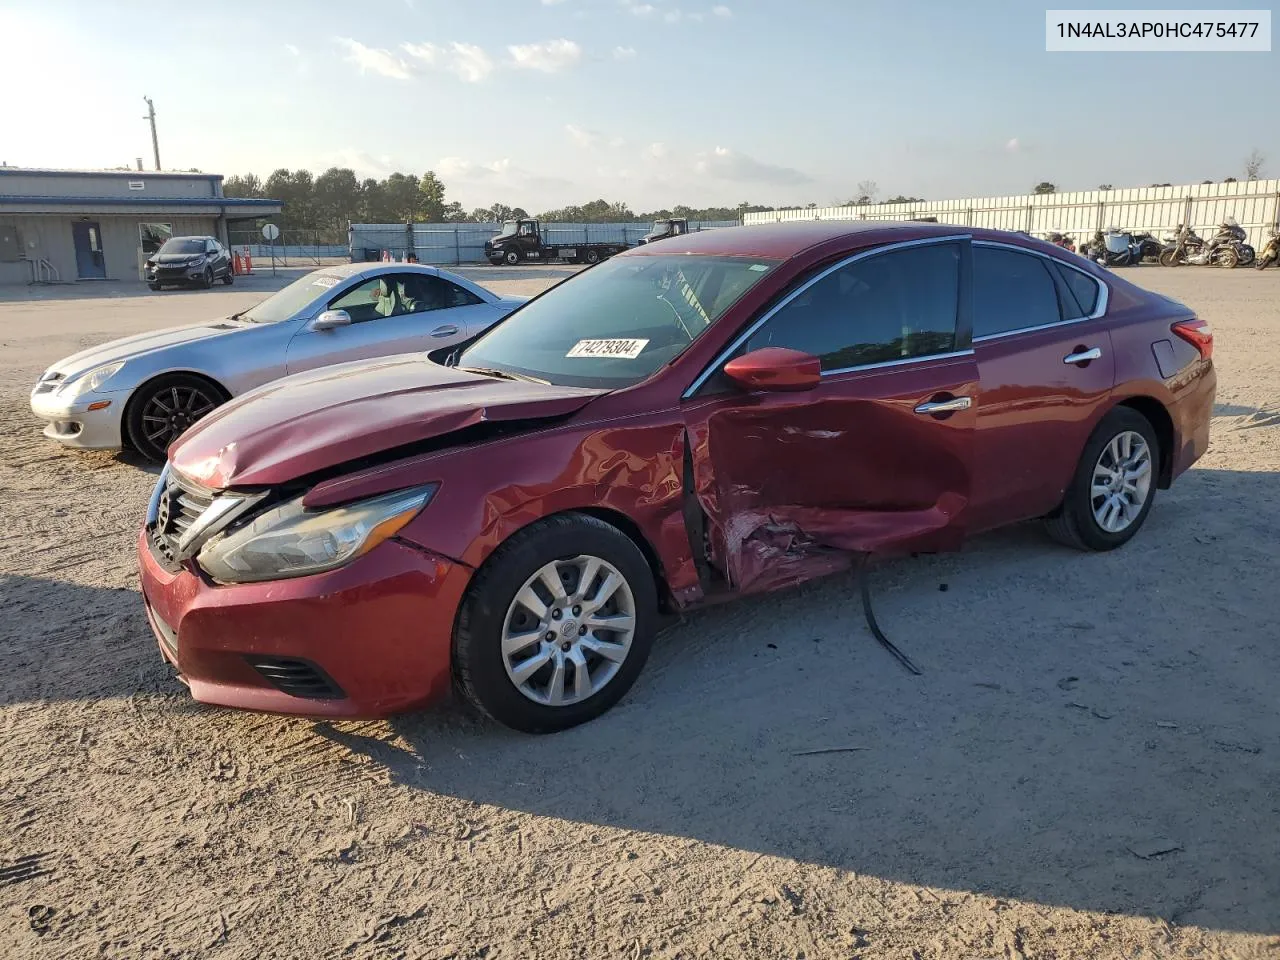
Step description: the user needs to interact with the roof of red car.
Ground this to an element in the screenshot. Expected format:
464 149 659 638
624 220 968 260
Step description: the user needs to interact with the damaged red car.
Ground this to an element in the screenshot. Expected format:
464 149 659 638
138 221 1215 732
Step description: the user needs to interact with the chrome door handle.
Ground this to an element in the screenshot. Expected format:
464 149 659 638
1063 347 1102 365
914 396 972 415
430 324 460 338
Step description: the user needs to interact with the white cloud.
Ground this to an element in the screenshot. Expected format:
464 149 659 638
284 43 301 57
508 38 583 72
1005 137 1020 152
566 124 599 148
542 0 568 4
712 4 731 16
401 41 495 82
337 38 412 80
627 2 656 16
693 145 812 185
612 45 637 60
645 141 668 159
438 156 513 178
609 135 626 148
664 9 682 22
437 156 474 178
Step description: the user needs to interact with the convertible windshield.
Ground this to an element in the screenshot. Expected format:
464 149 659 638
241 271 342 324
457 255 778 388
157 238 206 255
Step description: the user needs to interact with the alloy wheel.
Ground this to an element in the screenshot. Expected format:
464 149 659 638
140 384 218 450
1091 430 1153 533
501 555 636 707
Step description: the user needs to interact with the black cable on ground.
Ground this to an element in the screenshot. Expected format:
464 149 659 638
857 554 923 676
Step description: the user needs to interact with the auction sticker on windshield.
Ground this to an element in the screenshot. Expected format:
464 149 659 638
567 339 649 360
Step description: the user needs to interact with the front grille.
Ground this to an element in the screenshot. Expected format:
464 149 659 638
147 602 179 658
149 471 216 568
245 657 345 700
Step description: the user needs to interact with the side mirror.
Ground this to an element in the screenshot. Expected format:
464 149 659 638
312 309 352 331
723 347 821 392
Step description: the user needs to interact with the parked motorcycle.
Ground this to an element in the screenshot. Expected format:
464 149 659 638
1218 217 1255 266
1093 228 1143 267
1159 224 1240 267
1130 231 1164 262
1257 229 1280 270
1046 231 1076 253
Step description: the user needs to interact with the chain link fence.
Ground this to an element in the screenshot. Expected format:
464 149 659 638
227 229 348 265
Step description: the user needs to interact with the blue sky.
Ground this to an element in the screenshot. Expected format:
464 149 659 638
1 1 1275 210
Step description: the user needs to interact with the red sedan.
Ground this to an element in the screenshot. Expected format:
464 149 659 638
138 222 1215 732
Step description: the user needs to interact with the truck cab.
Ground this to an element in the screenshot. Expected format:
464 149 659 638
637 217 689 245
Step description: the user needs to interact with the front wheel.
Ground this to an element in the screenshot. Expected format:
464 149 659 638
504 249 521 266
1257 254 1277 270
1216 247 1239 269
200 267 214 288
125 373 226 462
584 249 601 265
148 282 162 291
222 267 234 285
1158 249 1180 267
452 514 658 733
1045 407 1159 551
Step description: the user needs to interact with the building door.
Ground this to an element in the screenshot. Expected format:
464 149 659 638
72 221 107 279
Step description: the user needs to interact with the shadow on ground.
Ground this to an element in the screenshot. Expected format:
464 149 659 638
3 467 1278 933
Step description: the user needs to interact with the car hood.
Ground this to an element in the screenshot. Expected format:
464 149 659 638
47 318 250 380
169 356 606 490
152 253 203 264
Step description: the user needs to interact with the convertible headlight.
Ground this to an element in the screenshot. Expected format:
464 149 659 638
58 361 125 399
196 485 437 584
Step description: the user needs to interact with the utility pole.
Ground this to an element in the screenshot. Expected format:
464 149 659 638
142 96 160 171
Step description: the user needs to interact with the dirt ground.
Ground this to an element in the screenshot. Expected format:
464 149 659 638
1 262 1278 960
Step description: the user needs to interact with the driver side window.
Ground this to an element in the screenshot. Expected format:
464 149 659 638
742 242 961 371
328 275 410 324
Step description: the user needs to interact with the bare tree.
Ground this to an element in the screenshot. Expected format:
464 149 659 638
1033 182 1056 195
855 180 879 204
1245 148 1265 181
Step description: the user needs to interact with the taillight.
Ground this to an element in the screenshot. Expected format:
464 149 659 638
1171 318 1213 360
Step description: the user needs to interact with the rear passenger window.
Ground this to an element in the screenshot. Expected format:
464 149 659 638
972 246 1062 338
1058 264 1101 317
743 242 960 371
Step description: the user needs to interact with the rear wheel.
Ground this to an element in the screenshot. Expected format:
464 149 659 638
125 373 226 462
1045 407 1159 551
148 282 162 291
453 514 658 733
584 249 601 265
1216 247 1239 269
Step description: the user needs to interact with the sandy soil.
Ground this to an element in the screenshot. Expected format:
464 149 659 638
1 264 1278 960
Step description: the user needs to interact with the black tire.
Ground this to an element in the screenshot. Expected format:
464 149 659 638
125 373 227 463
584 249 601 265
1257 254 1276 271
504 249 521 266
200 267 214 288
1044 406 1160 551
453 513 658 734
222 266 234 285
148 282 162 291
1158 248 1179 267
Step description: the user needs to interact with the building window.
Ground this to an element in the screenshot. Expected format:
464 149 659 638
139 223 173 255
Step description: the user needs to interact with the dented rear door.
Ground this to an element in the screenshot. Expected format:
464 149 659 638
681 237 978 595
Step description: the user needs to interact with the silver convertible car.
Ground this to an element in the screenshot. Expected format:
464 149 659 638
31 263 524 461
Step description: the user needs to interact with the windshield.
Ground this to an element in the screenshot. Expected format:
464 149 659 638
158 238 206 255
241 271 342 324
650 220 671 233
495 220 519 239
457 255 778 388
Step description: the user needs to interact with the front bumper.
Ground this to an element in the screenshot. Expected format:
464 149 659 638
137 529 473 718
29 387 125 449
147 264 207 284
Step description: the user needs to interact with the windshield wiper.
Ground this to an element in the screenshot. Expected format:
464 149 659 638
456 365 550 385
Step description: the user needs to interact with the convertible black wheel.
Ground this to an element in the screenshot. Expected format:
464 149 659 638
453 513 658 733
125 374 226 462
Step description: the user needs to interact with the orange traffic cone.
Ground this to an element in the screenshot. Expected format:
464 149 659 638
243 247 253 274
233 251 243 275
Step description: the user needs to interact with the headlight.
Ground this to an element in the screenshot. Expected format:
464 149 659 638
58 361 125 399
196 485 437 584
188 256 207 267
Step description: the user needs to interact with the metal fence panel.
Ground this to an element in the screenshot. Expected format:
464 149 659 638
349 220 740 265
743 180 1280 248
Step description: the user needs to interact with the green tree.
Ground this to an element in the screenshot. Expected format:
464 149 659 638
1032 181 1056 195
418 170 447 221
381 172 421 221
313 167 361 236
223 173 262 198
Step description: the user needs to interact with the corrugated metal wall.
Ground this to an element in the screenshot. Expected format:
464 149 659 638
742 180 1280 248
348 221 740 265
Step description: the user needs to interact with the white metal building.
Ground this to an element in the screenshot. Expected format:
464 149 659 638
0 168 281 287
